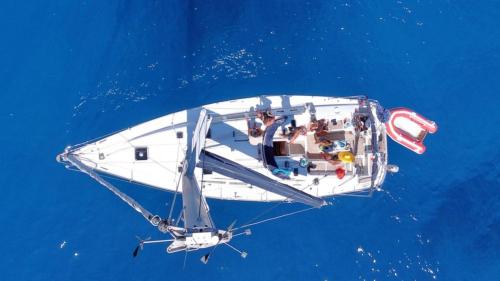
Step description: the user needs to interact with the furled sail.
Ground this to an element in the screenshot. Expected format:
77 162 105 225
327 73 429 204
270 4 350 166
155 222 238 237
198 150 326 208
182 109 215 229
181 173 215 229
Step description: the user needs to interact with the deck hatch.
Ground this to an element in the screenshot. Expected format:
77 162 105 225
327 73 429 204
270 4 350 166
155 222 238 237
135 147 148 160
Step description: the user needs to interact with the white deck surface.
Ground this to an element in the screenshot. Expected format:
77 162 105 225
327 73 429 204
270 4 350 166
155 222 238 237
70 95 388 202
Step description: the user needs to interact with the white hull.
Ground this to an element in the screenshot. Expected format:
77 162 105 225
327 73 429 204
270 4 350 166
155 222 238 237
67 95 388 202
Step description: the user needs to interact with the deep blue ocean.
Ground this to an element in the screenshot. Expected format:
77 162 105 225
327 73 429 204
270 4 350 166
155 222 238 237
1 1 499 280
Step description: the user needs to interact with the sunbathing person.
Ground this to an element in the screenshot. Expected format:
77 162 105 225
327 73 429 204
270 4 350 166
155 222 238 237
310 119 329 143
288 125 307 144
321 152 343 167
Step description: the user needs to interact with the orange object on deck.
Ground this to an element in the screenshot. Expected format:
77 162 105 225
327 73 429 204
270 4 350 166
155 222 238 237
336 168 345 179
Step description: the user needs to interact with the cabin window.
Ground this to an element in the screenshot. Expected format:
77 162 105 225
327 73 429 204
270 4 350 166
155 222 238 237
135 147 148 160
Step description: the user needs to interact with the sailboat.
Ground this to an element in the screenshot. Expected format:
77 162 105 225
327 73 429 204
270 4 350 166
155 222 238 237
56 95 437 262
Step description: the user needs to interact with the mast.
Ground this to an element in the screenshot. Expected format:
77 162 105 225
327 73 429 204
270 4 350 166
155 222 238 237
181 109 215 229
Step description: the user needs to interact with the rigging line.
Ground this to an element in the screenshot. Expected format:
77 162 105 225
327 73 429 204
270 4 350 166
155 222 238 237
104 143 182 158
70 155 98 167
182 249 188 270
175 206 184 227
144 157 178 176
70 111 183 152
85 123 184 156
75 165 178 193
197 114 210 222
89 156 179 178
65 154 159 225
66 127 128 152
232 206 316 231
72 132 136 157
239 200 285 230
118 132 138 151
97 119 183 156
84 135 136 155
167 138 183 223
237 174 329 229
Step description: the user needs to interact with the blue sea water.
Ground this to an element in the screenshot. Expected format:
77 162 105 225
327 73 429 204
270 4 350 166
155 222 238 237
1 0 499 280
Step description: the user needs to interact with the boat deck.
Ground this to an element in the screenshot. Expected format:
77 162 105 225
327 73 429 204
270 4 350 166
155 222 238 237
67 95 388 202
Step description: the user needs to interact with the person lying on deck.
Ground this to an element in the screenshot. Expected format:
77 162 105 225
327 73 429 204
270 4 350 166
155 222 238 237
321 152 343 167
288 125 307 144
310 119 329 143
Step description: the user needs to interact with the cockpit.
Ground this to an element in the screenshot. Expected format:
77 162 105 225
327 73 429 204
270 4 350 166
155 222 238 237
255 104 369 180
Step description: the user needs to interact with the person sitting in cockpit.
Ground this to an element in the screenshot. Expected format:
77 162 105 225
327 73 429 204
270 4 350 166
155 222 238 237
246 118 263 145
309 118 328 132
318 139 334 152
